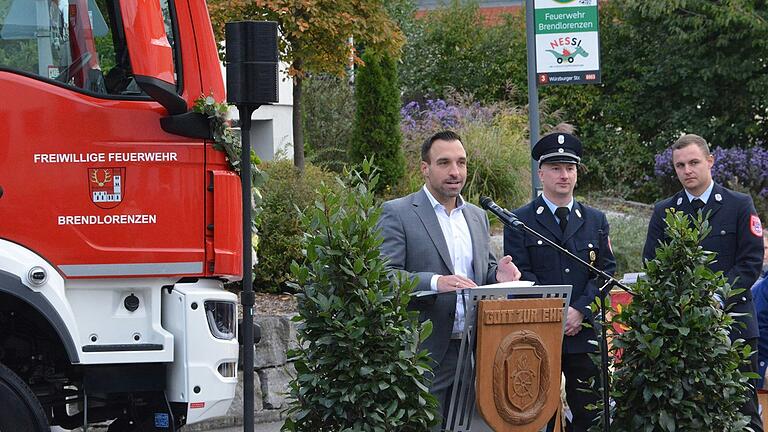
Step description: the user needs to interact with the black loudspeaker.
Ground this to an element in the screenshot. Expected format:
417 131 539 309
225 21 279 105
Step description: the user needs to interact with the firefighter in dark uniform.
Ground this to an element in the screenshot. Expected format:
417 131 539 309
504 132 616 432
643 134 764 431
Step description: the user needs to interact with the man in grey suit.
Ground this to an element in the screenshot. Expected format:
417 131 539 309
377 130 522 429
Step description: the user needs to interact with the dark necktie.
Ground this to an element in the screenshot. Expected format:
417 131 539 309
691 198 705 211
555 207 570 232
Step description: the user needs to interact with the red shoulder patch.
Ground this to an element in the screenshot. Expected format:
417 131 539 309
750 214 763 237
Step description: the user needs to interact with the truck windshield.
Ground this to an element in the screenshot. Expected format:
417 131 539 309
0 0 177 96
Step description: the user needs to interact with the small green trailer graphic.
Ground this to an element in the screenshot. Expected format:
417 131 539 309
546 44 588 63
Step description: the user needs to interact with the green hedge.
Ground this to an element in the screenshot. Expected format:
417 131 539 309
285 162 437 431
253 160 338 293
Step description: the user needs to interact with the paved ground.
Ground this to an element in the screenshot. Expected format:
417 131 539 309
207 422 282 432
52 420 284 432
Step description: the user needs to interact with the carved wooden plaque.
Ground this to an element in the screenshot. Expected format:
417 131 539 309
475 298 565 432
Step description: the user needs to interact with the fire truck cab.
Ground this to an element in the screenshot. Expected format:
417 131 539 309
0 0 243 429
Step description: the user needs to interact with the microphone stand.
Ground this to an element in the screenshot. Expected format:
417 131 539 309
499 214 633 432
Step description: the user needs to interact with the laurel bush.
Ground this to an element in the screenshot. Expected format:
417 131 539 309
283 161 437 431
605 210 752 431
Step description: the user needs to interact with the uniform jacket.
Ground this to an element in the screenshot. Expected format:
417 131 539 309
642 184 763 340
751 273 768 388
377 189 499 365
504 195 616 354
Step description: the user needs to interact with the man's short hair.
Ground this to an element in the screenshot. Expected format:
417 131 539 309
550 122 576 135
421 130 463 162
671 134 711 157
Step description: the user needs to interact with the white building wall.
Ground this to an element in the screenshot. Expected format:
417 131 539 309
224 62 294 162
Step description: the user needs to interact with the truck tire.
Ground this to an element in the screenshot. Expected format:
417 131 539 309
0 362 49 432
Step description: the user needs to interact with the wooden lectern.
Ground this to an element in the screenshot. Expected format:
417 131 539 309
444 284 571 432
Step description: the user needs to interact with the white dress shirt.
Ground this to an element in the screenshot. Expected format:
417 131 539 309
684 180 715 204
423 186 475 336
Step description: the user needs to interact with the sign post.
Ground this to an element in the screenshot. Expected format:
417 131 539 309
534 0 601 86
525 0 541 199
526 0 601 197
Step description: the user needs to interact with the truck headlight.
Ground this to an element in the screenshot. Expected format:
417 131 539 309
205 301 236 340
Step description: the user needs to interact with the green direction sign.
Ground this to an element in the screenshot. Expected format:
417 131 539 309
534 0 601 85
535 7 598 34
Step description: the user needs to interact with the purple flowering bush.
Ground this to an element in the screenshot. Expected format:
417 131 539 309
654 145 768 219
398 94 540 210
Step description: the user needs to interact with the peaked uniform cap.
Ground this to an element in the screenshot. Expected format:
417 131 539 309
532 133 582 164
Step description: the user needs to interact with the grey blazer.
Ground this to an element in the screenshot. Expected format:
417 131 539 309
377 189 499 365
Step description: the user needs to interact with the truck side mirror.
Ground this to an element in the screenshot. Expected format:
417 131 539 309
119 0 186 115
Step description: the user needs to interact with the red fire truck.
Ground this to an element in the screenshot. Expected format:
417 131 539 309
0 0 244 429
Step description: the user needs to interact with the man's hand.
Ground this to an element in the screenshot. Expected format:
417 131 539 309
564 307 584 336
496 255 522 282
436 275 477 292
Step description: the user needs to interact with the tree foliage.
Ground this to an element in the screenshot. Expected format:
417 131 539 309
284 161 437 431
567 0 768 200
399 0 526 103
606 210 752 431
350 50 405 193
599 0 768 152
399 0 768 201
302 75 355 173
207 0 404 170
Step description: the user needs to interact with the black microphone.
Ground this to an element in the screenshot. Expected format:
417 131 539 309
479 196 522 227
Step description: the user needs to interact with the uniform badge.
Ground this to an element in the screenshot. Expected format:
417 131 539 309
88 167 125 209
676 197 683 206
575 209 582 218
715 193 722 202
558 135 565 144
536 206 544 215
750 214 763 237
589 250 597 263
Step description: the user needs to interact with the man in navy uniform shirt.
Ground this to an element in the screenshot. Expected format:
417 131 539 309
504 132 616 432
643 133 764 431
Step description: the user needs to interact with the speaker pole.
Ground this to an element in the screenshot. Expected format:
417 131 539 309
239 103 256 432
225 20 279 432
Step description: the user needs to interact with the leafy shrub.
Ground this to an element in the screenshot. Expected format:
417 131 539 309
303 75 355 173
604 213 648 277
284 162 437 431
350 50 405 193
253 160 337 293
654 145 768 219
399 94 540 210
567 121 657 201
462 110 531 209
607 210 751 430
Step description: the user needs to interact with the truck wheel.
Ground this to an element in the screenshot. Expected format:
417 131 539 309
0 363 49 431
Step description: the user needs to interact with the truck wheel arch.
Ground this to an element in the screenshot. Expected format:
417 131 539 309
0 270 80 364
